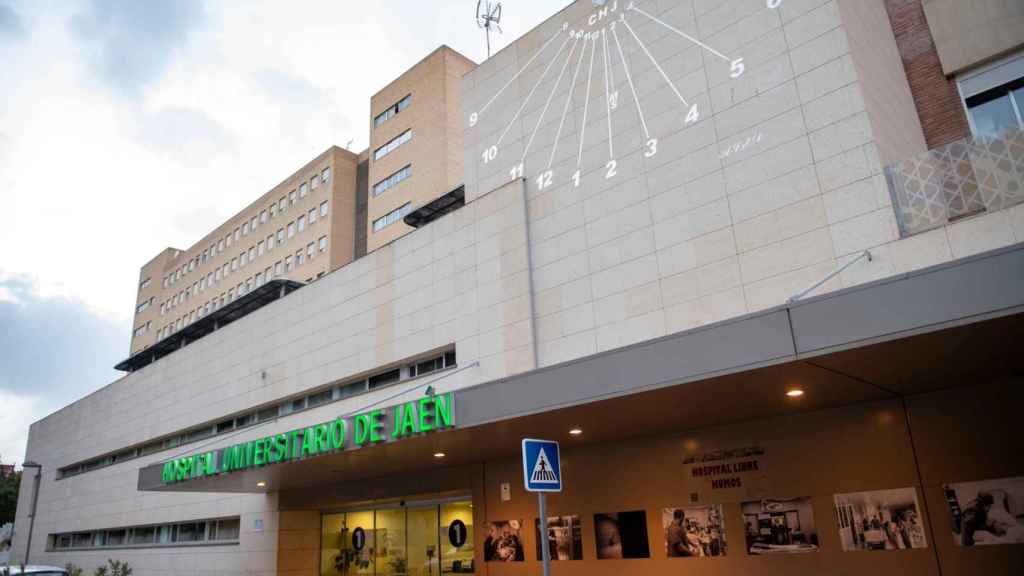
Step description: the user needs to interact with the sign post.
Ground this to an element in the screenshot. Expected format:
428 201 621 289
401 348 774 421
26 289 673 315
522 439 562 576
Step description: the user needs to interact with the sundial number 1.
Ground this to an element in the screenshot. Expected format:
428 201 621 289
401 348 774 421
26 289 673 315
572 170 581 188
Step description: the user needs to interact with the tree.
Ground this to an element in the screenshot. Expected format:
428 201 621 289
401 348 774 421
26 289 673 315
0 470 21 525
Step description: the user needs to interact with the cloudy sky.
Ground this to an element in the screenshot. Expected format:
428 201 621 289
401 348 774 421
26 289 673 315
0 0 560 463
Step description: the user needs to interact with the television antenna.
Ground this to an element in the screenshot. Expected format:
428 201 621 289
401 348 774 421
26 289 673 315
476 0 503 59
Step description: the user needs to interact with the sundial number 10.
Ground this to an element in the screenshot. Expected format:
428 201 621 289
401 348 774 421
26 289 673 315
482 145 498 164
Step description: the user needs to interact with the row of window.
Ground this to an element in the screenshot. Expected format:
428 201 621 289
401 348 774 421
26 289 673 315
154 237 329 342
161 167 331 290
159 203 328 319
139 277 151 291
136 297 153 314
374 94 411 128
373 202 413 233
49 518 240 551
374 164 412 196
57 350 456 479
374 129 413 161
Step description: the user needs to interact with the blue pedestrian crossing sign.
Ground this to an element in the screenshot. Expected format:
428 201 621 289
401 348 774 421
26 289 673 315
522 438 562 492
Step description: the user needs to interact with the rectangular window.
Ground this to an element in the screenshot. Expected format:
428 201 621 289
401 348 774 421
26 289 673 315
264 266 271 281
319 236 327 252
373 164 412 196
248 247 255 261
139 278 151 290
322 167 331 184
311 174 320 190
368 368 401 390
242 221 249 235
299 182 308 198
255 272 263 286
296 249 304 266
320 201 328 217
250 216 257 230
234 228 240 241
298 214 306 232
260 209 267 224
257 241 264 256
374 129 412 160
267 234 274 251
270 203 277 218
308 207 317 225
307 242 315 259
274 261 282 276
288 222 295 238
289 190 296 205
374 94 411 128
277 228 284 244
372 202 412 232
279 197 286 212
285 255 293 272
240 252 247 267
226 234 232 248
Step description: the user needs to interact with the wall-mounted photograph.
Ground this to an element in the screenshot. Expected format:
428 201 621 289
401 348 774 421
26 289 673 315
944 476 1024 546
662 505 727 557
741 498 820 554
483 520 524 562
593 511 650 559
535 515 583 560
834 488 927 551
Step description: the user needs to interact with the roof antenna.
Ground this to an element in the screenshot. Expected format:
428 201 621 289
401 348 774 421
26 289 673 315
476 0 503 59
345 139 353 150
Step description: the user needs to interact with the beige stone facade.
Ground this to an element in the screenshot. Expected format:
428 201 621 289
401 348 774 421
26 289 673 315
366 46 477 252
921 0 1024 75
130 147 359 355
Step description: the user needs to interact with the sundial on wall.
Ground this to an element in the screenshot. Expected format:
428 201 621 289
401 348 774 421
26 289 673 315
467 0 786 193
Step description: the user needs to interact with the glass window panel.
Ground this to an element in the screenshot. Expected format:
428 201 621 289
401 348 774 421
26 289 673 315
441 501 475 575
376 509 407 576
969 94 1018 137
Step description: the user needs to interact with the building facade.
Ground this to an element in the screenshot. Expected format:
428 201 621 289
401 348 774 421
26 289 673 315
15 1 1024 576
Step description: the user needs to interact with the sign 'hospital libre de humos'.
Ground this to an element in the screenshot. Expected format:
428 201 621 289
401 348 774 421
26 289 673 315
161 392 454 484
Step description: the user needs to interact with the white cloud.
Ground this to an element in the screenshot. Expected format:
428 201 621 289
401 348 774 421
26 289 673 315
0 389 43 463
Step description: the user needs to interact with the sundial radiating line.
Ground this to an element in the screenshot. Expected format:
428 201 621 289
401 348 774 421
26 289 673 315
621 17 690 107
479 28 566 116
548 34 590 169
577 35 599 169
629 5 731 62
610 26 650 140
602 29 614 159
521 36 581 165
497 34 575 148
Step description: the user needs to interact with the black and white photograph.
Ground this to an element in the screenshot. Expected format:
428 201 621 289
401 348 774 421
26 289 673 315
534 515 583 560
742 498 820 554
483 520 524 562
593 511 650 559
662 506 727 557
944 476 1024 546
834 488 928 551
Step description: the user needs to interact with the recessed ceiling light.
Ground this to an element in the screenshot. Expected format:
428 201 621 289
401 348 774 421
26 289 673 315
434 452 446 458
256 481 267 487
786 389 805 398
569 428 583 436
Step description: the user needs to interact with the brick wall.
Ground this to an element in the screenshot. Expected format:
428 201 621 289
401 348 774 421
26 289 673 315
883 0 971 148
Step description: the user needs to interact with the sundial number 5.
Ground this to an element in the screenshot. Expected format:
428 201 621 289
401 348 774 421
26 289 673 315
482 145 499 164
730 58 745 78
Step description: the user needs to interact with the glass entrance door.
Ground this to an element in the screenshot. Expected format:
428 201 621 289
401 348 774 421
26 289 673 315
321 498 474 576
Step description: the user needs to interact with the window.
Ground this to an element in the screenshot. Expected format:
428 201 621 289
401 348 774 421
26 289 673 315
257 241 264 256
267 234 274 251
299 182 308 198
960 56 1024 138
206 272 213 286
322 167 331 183
298 214 306 232
270 203 277 218
374 94 411 128
285 255 293 272
319 236 327 252
308 207 317 225
307 242 315 259
372 202 412 232
234 228 240 241
368 368 400 390
242 221 249 235
373 164 412 196
218 239 225 251
288 222 295 238
289 190 296 205
260 210 268 224
374 129 412 160
279 197 286 212
248 247 255 261
296 249 304 266
226 233 232 248
255 272 263 286
274 261 282 276
264 266 271 281
139 278 151 291
320 201 328 217
211 518 241 541
311 174 320 190
250 216 258 230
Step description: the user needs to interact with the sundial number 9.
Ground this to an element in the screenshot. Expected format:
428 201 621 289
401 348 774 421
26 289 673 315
768 0 782 8
482 145 498 164
469 112 479 127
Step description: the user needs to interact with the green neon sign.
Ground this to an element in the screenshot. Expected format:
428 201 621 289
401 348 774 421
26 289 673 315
161 392 454 484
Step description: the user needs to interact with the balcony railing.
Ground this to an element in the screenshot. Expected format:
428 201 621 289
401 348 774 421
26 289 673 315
885 128 1024 237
